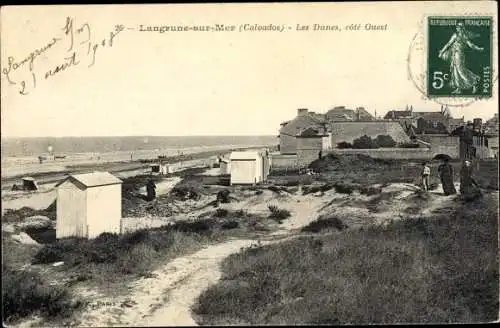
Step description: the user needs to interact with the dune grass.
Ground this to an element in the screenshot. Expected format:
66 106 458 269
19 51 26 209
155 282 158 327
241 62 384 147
194 194 499 325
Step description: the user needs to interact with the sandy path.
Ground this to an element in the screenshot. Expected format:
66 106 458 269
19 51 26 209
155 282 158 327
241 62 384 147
74 239 255 327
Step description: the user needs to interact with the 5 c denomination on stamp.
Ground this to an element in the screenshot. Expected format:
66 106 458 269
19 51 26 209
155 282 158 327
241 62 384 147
427 16 492 98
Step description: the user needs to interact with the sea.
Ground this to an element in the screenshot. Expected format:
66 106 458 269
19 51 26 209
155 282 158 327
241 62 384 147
1 135 278 178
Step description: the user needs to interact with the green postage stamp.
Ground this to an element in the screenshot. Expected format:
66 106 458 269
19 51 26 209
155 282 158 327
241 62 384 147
427 16 492 98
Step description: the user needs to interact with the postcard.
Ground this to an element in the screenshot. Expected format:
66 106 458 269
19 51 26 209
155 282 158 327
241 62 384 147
1 2 498 327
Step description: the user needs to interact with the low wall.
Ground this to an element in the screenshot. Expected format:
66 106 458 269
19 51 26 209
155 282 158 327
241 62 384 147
330 148 434 160
271 154 298 168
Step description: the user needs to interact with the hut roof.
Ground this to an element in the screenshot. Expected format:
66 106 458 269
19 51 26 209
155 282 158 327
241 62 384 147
55 171 122 188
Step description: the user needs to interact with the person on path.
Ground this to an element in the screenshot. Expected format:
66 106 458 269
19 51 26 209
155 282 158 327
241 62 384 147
421 161 431 191
146 177 157 201
438 158 457 195
460 160 482 201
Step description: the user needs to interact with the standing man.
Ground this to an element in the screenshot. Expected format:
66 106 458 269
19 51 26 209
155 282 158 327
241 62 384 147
421 161 431 191
146 177 157 201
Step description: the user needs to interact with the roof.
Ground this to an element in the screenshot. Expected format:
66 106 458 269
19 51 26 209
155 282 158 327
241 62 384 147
279 113 326 137
22 177 36 181
230 151 261 160
326 107 356 121
413 112 447 122
296 127 328 137
330 121 410 144
383 110 413 119
56 171 122 188
356 107 375 120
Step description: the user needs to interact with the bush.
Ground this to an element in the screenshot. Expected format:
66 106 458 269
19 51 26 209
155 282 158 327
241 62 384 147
359 185 383 196
337 141 353 149
352 135 379 149
333 182 356 194
221 221 239 230
215 208 229 218
268 205 291 223
374 135 397 148
2 266 81 322
302 216 348 232
399 142 420 148
216 190 231 203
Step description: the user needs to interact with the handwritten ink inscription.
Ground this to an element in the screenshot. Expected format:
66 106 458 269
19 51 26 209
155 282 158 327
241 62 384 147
2 17 127 96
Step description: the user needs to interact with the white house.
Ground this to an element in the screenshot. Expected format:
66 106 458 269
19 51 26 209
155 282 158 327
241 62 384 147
55 171 123 239
229 151 270 185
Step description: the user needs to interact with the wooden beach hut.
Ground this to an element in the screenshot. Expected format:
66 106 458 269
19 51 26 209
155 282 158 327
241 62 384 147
229 151 269 185
55 171 123 239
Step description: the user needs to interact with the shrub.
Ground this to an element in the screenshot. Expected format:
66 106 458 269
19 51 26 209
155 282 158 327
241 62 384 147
399 142 420 148
216 190 231 203
221 221 239 230
302 216 348 232
374 135 397 148
359 185 383 196
337 141 353 149
333 182 356 194
2 266 81 322
32 243 72 265
268 205 291 223
352 135 379 149
215 208 229 218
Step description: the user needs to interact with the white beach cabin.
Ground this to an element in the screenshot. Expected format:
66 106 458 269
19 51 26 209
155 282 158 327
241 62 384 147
55 171 123 239
229 151 269 185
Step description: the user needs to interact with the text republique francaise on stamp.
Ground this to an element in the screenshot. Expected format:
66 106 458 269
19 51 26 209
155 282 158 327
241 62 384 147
427 16 492 98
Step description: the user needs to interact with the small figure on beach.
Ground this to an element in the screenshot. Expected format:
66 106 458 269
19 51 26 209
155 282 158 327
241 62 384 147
438 21 484 94
437 158 457 195
146 178 156 201
318 150 323 159
421 161 431 192
459 160 482 201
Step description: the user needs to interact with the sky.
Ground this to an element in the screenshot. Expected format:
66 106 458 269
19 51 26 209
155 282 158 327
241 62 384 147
1 2 498 137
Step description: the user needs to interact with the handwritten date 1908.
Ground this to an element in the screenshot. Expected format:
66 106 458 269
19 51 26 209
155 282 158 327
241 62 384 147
2 17 127 96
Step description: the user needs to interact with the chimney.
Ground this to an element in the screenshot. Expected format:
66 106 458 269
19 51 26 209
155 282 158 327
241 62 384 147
297 108 308 117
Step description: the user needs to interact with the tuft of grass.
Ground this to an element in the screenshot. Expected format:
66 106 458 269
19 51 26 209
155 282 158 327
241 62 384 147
267 205 291 223
31 218 221 277
333 182 357 194
215 208 229 218
2 266 82 323
221 221 239 230
194 195 499 324
302 216 348 233
2 203 56 223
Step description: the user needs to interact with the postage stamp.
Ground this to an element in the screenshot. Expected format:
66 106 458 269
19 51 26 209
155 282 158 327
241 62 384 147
427 16 493 98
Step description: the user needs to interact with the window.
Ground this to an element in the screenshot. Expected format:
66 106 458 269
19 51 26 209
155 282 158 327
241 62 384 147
432 121 438 128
